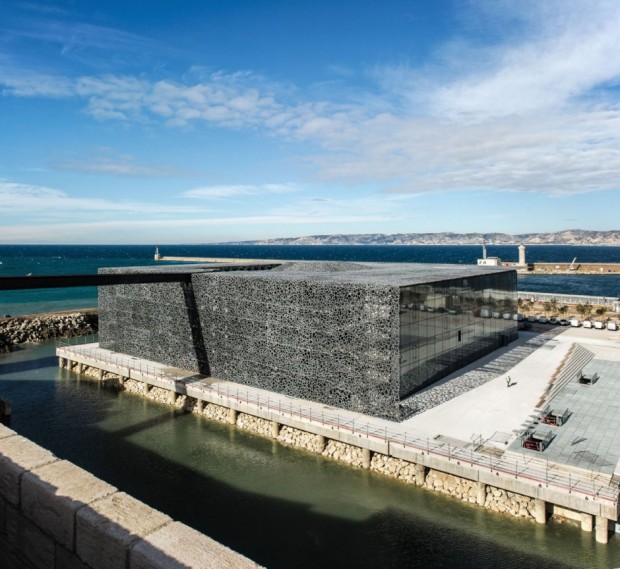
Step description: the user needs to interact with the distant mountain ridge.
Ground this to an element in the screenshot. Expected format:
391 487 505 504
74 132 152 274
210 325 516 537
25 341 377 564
232 230 620 246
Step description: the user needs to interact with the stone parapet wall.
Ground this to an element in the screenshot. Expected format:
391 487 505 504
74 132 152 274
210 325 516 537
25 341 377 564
0 423 262 569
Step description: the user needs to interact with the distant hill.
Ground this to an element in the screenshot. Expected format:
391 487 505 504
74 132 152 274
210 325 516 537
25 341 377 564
231 230 620 246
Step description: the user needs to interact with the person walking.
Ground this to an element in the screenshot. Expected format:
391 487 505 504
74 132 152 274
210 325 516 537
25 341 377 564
505 376 511 388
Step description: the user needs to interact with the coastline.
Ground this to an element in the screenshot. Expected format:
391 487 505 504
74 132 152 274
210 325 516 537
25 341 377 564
0 309 98 353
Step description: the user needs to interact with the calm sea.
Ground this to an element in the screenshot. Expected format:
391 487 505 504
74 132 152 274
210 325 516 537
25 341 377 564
1 244 619 315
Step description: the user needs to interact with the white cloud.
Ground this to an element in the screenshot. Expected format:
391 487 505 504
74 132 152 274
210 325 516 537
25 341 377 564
429 2 620 119
2 0 620 200
0 213 395 243
53 153 187 177
0 181 201 215
183 183 298 199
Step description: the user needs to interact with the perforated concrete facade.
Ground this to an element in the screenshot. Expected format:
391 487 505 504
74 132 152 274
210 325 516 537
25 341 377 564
98 261 516 420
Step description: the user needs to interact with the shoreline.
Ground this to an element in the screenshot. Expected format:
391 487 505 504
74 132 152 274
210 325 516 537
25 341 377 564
0 310 98 353
0 308 98 321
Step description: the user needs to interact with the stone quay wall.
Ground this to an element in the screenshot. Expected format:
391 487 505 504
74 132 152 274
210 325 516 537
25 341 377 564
69 359 615 544
0 311 97 354
77 366 543 525
0 422 262 569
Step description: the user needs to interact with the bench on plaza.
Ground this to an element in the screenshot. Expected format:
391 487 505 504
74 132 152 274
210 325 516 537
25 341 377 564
541 407 569 427
521 428 554 452
578 371 599 385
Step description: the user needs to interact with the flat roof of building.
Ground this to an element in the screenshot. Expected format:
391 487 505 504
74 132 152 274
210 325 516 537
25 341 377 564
101 261 514 288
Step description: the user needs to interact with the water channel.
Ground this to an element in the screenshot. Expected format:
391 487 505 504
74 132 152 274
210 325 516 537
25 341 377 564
1 341 617 569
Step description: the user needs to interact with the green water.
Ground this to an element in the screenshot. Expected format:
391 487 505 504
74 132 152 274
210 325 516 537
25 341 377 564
0 341 617 569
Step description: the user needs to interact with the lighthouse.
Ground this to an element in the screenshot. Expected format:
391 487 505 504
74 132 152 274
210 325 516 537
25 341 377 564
518 244 526 266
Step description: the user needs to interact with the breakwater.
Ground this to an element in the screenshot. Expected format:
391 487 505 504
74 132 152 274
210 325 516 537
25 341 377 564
0 311 97 353
61 346 618 545
525 262 620 275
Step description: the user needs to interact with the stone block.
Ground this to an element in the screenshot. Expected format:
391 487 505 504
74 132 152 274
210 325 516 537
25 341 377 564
0 496 5 536
0 531 26 569
0 424 16 440
76 492 172 569
56 544 91 569
21 460 116 550
0 436 57 505
6 504 55 569
130 521 263 569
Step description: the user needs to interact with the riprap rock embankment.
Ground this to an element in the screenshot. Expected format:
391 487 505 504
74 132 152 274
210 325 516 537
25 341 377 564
0 311 97 353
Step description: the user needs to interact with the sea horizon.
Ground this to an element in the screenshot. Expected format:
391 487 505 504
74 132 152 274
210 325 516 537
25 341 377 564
1 243 619 316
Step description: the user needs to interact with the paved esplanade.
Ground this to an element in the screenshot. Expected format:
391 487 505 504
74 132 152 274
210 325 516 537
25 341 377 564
404 325 620 477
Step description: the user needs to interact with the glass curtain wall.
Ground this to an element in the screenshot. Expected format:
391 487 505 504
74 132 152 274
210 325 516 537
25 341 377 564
399 272 517 399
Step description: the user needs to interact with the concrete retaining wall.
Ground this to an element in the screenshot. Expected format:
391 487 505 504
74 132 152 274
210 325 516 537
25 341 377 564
70 359 617 544
0 423 262 569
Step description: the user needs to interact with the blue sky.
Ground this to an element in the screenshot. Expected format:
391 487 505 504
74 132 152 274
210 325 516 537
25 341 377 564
1 0 619 244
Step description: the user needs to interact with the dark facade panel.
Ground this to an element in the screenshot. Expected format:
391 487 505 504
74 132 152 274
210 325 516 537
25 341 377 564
97 262 517 421
193 272 402 419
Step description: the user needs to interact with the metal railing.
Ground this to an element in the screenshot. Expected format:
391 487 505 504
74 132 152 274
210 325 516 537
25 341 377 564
56 340 620 507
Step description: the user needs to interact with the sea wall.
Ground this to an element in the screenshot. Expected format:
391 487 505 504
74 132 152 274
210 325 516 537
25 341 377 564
0 311 97 354
69 359 615 543
77 366 541 523
0 422 262 569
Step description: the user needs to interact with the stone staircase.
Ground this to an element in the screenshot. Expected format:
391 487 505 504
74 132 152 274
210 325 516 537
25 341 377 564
539 343 595 407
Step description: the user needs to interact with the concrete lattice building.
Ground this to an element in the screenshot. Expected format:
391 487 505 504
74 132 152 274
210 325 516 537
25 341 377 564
98 261 517 420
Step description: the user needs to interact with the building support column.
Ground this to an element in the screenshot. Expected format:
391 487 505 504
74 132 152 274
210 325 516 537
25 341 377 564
144 383 152 394
533 499 546 524
58 357 66 368
77 363 83 374
581 513 593 533
271 421 280 439
317 435 326 452
197 400 205 413
169 390 177 404
229 408 238 425
98 369 104 382
475 482 486 506
414 464 427 485
595 516 609 544
362 448 372 469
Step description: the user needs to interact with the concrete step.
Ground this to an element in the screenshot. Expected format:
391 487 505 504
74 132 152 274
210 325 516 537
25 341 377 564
545 344 595 403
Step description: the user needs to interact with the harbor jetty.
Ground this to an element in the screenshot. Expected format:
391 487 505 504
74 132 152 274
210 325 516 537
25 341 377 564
523 262 620 275
155 247 620 275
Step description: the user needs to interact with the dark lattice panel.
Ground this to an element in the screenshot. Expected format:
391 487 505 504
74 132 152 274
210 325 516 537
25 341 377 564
193 272 402 419
98 270 203 372
97 262 517 421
